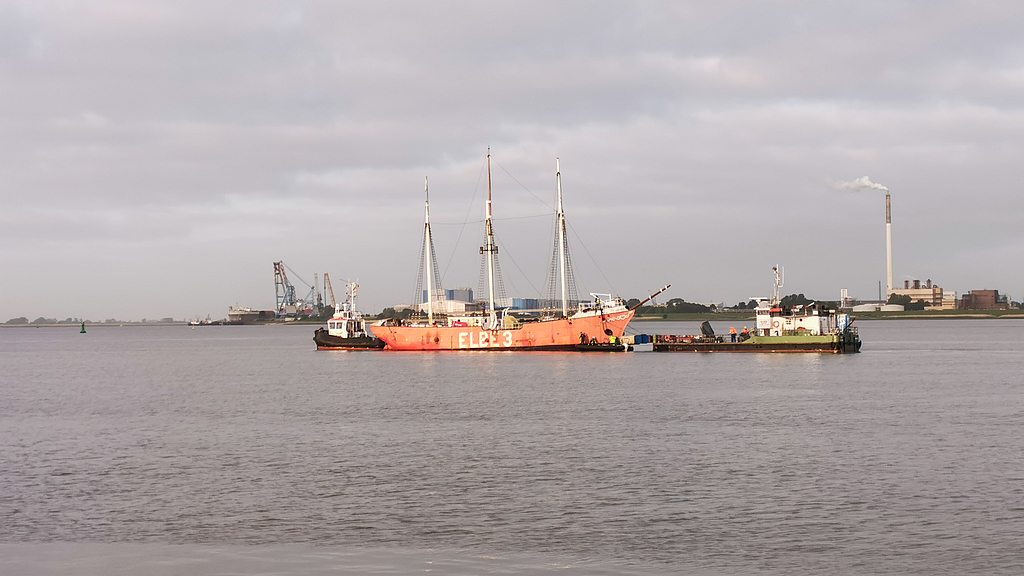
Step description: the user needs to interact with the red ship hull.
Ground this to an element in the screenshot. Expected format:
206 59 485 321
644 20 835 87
369 309 634 351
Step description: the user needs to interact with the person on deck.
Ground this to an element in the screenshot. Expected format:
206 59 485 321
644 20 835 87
730 327 737 342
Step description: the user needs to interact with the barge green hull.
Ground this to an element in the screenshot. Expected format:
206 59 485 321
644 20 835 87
652 333 861 353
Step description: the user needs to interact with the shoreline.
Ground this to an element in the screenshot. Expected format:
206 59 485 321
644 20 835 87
0 321 337 328
6 311 1024 329
633 311 1024 321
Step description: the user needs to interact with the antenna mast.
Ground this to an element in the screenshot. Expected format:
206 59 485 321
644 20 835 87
772 265 784 305
480 149 498 328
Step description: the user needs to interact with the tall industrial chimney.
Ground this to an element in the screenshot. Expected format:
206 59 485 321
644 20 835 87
885 192 892 297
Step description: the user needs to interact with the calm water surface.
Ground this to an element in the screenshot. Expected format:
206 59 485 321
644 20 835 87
1 320 1023 575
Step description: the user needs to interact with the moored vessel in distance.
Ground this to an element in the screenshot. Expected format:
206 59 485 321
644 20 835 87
188 317 225 326
314 281 385 350
370 152 647 351
226 306 275 325
652 266 862 353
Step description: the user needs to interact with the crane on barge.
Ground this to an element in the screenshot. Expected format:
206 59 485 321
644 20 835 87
323 273 337 311
273 261 324 317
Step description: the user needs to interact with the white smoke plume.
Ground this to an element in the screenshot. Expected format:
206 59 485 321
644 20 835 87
828 176 889 192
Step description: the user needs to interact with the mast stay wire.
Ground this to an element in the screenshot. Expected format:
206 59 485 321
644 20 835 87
440 160 486 283
440 152 554 285
492 154 616 301
491 154 562 302
565 220 618 297
492 157 555 212
431 214 550 225
434 153 613 303
410 219 428 308
493 234 543 299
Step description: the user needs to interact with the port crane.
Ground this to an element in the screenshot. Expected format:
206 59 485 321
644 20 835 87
273 261 324 317
273 261 298 316
323 273 337 310
308 273 324 315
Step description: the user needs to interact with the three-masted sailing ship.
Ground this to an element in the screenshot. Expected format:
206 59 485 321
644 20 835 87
369 152 636 351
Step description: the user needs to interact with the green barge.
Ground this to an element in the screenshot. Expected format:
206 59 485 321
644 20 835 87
652 266 862 354
652 328 861 353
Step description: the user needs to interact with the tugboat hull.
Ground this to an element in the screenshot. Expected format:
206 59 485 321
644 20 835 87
313 328 385 350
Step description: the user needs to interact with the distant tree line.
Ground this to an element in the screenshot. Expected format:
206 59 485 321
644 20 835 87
5 317 87 325
630 297 716 316
886 293 927 311
377 307 418 320
663 298 715 313
3 317 184 325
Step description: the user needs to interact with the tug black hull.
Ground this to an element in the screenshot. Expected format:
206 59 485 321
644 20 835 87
313 328 385 350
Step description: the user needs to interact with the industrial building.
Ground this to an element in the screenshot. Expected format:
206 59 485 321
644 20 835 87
960 289 1010 310
415 287 483 314
421 288 475 304
889 279 958 310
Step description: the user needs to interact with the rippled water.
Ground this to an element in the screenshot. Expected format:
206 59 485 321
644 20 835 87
2 320 1023 575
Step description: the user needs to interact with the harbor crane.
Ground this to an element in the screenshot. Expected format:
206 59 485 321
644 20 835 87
324 273 337 310
273 261 298 316
274 261 324 317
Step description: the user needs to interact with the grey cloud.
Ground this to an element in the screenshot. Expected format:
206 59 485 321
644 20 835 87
2 1 1023 319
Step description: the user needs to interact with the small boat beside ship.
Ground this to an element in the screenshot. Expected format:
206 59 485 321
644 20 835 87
313 282 385 350
652 266 862 353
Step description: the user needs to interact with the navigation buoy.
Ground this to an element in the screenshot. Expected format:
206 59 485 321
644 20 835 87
80 322 86 334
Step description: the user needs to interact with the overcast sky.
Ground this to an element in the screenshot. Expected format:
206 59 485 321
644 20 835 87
2 1 1023 320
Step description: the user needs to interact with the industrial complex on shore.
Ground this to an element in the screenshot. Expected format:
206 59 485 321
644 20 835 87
219 189 1015 325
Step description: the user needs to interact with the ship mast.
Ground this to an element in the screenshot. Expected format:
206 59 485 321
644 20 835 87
481 149 498 329
424 177 434 325
556 158 568 317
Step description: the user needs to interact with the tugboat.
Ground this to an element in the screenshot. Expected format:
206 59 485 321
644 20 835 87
313 281 385 350
652 266 862 353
